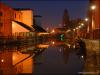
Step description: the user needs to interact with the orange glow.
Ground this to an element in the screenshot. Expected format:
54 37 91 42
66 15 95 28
91 5 96 10
81 23 84 26
12 52 33 73
51 29 55 33
66 29 71 32
92 17 95 30
76 27 79 30
38 32 49 36
73 29 75 31
1 59 4 62
37 44 49 48
51 41 55 45
67 44 71 48
12 21 29 33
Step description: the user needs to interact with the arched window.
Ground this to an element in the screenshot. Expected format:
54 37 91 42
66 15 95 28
15 13 16 18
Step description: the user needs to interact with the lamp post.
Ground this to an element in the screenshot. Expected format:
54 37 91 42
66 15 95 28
84 18 89 38
90 5 96 39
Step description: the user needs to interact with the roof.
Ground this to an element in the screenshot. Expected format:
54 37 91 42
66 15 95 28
14 20 34 32
32 25 46 32
55 28 67 31
14 20 46 32
14 8 32 11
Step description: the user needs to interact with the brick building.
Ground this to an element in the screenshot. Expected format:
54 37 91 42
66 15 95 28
0 2 34 37
0 51 16 75
88 0 100 39
0 3 14 37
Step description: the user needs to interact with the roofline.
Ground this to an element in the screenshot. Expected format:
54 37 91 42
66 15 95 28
14 8 33 11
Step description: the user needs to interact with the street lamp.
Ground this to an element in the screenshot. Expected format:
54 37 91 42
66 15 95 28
51 29 55 33
90 5 96 39
73 29 75 31
91 5 96 10
85 18 89 22
84 18 90 37
81 23 84 26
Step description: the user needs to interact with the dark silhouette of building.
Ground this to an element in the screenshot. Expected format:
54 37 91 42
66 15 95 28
33 15 46 32
62 9 70 29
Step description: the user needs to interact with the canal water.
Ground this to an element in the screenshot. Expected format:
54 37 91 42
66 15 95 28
0 40 99 75
34 45 84 75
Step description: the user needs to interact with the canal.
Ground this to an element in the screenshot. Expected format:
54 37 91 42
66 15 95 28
0 39 99 75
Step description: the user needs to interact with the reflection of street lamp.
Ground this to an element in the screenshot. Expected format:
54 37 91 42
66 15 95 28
90 5 96 39
1 59 4 62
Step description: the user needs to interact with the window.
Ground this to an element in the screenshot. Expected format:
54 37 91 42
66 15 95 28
0 22 3 27
19 15 20 19
0 11 2 16
15 13 16 18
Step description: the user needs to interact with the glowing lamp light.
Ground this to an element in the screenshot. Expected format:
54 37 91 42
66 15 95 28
81 56 84 59
67 44 71 48
73 45 75 48
85 18 89 22
76 27 79 30
81 23 84 26
73 29 75 31
1 59 4 62
52 41 55 44
51 29 55 33
66 29 71 32
91 5 96 10
79 26 81 28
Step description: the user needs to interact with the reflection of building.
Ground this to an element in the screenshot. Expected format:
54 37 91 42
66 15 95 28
0 3 34 37
13 52 33 74
54 28 67 33
0 51 16 75
62 46 70 64
34 15 42 27
0 50 33 74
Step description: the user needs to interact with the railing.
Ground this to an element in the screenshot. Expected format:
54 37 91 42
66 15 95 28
0 32 37 45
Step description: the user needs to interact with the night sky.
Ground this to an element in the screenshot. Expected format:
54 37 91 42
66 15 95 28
1 0 89 29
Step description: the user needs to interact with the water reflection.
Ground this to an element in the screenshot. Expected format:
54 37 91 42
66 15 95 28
0 43 49 75
0 40 99 75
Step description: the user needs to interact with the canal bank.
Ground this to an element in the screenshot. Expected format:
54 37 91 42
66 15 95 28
84 39 100 75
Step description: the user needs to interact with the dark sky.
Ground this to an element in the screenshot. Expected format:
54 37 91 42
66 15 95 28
1 0 89 29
